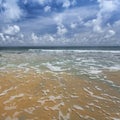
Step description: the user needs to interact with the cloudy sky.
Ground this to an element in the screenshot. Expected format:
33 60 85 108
0 0 120 46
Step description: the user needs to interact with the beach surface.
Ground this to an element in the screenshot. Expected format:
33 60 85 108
0 50 120 120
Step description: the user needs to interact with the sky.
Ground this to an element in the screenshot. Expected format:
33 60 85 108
0 0 120 46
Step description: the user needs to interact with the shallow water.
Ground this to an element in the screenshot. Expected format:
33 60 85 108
0 50 120 120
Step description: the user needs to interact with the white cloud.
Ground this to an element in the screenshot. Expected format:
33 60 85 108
92 19 103 33
33 0 51 5
98 0 120 12
36 0 45 5
32 0 75 8
54 6 97 26
20 33 24 39
105 29 116 38
70 23 77 29
44 6 51 12
42 34 55 42
5 35 10 40
57 24 67 35
54 14 63 25
93 0 120 33
71 0 76 6
2 0 22 21
62 0 71 8
0 28 119 46
23 0 28 4
31 33 39 43
3 25 20 35
45 35 55 42
0 33 6 41
113 20 120 27
108 30 116 36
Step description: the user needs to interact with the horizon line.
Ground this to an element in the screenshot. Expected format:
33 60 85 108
0 46 120 50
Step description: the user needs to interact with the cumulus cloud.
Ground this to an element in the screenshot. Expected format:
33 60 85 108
108 30 116 36
54 6 97 26
56 0 77 8
29 0 75 8
71 0 76 6
70 23 77 29
104 29 116 38
113 20 120 28
62 0 71 8
44 6 51 12
93 0 120 32
3 25 20 35
57 24 67 35
0 33 6 41
1 0 22 21
36 0 46 5
31 33 39 43
54 14 63 25
41 34 55 42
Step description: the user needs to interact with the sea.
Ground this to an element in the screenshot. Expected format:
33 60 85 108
0 46 120 120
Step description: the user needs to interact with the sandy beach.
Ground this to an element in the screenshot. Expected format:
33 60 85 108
0 69 120 120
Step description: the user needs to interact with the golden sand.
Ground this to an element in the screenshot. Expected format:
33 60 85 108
0 70 120 120
104 71 120 86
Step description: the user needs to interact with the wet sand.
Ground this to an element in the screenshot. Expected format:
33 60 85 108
0 69 120 120
104 71 120 86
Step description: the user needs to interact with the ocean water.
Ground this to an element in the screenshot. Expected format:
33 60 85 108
0 48 120 120
0 48 120 77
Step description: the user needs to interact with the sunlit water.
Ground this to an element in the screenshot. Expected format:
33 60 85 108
0 49 120 120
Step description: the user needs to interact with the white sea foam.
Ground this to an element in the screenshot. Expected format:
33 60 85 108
88 69 102 74
0 87 14 96
73 105 84 110
49 102 64 110
88 103 101 109
44 102 65 111
42 89 50 96
70 95 79 98
108 65 120 71
95 86 102 91
18 63 29 68
5 116 19 120
37 95 62 105
4 105 17 110
83 88 109 101
72 50 120 53
84 115 96 120
41 50 120 53
4 93 24 104
24 107 36 114
58 109 70 120
42 62 63 72
111 117 120 120
41 50 65 53
101 94 120 101
48 95 62 101
37 99 47 105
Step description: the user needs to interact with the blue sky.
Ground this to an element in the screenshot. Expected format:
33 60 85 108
0 0 120 46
